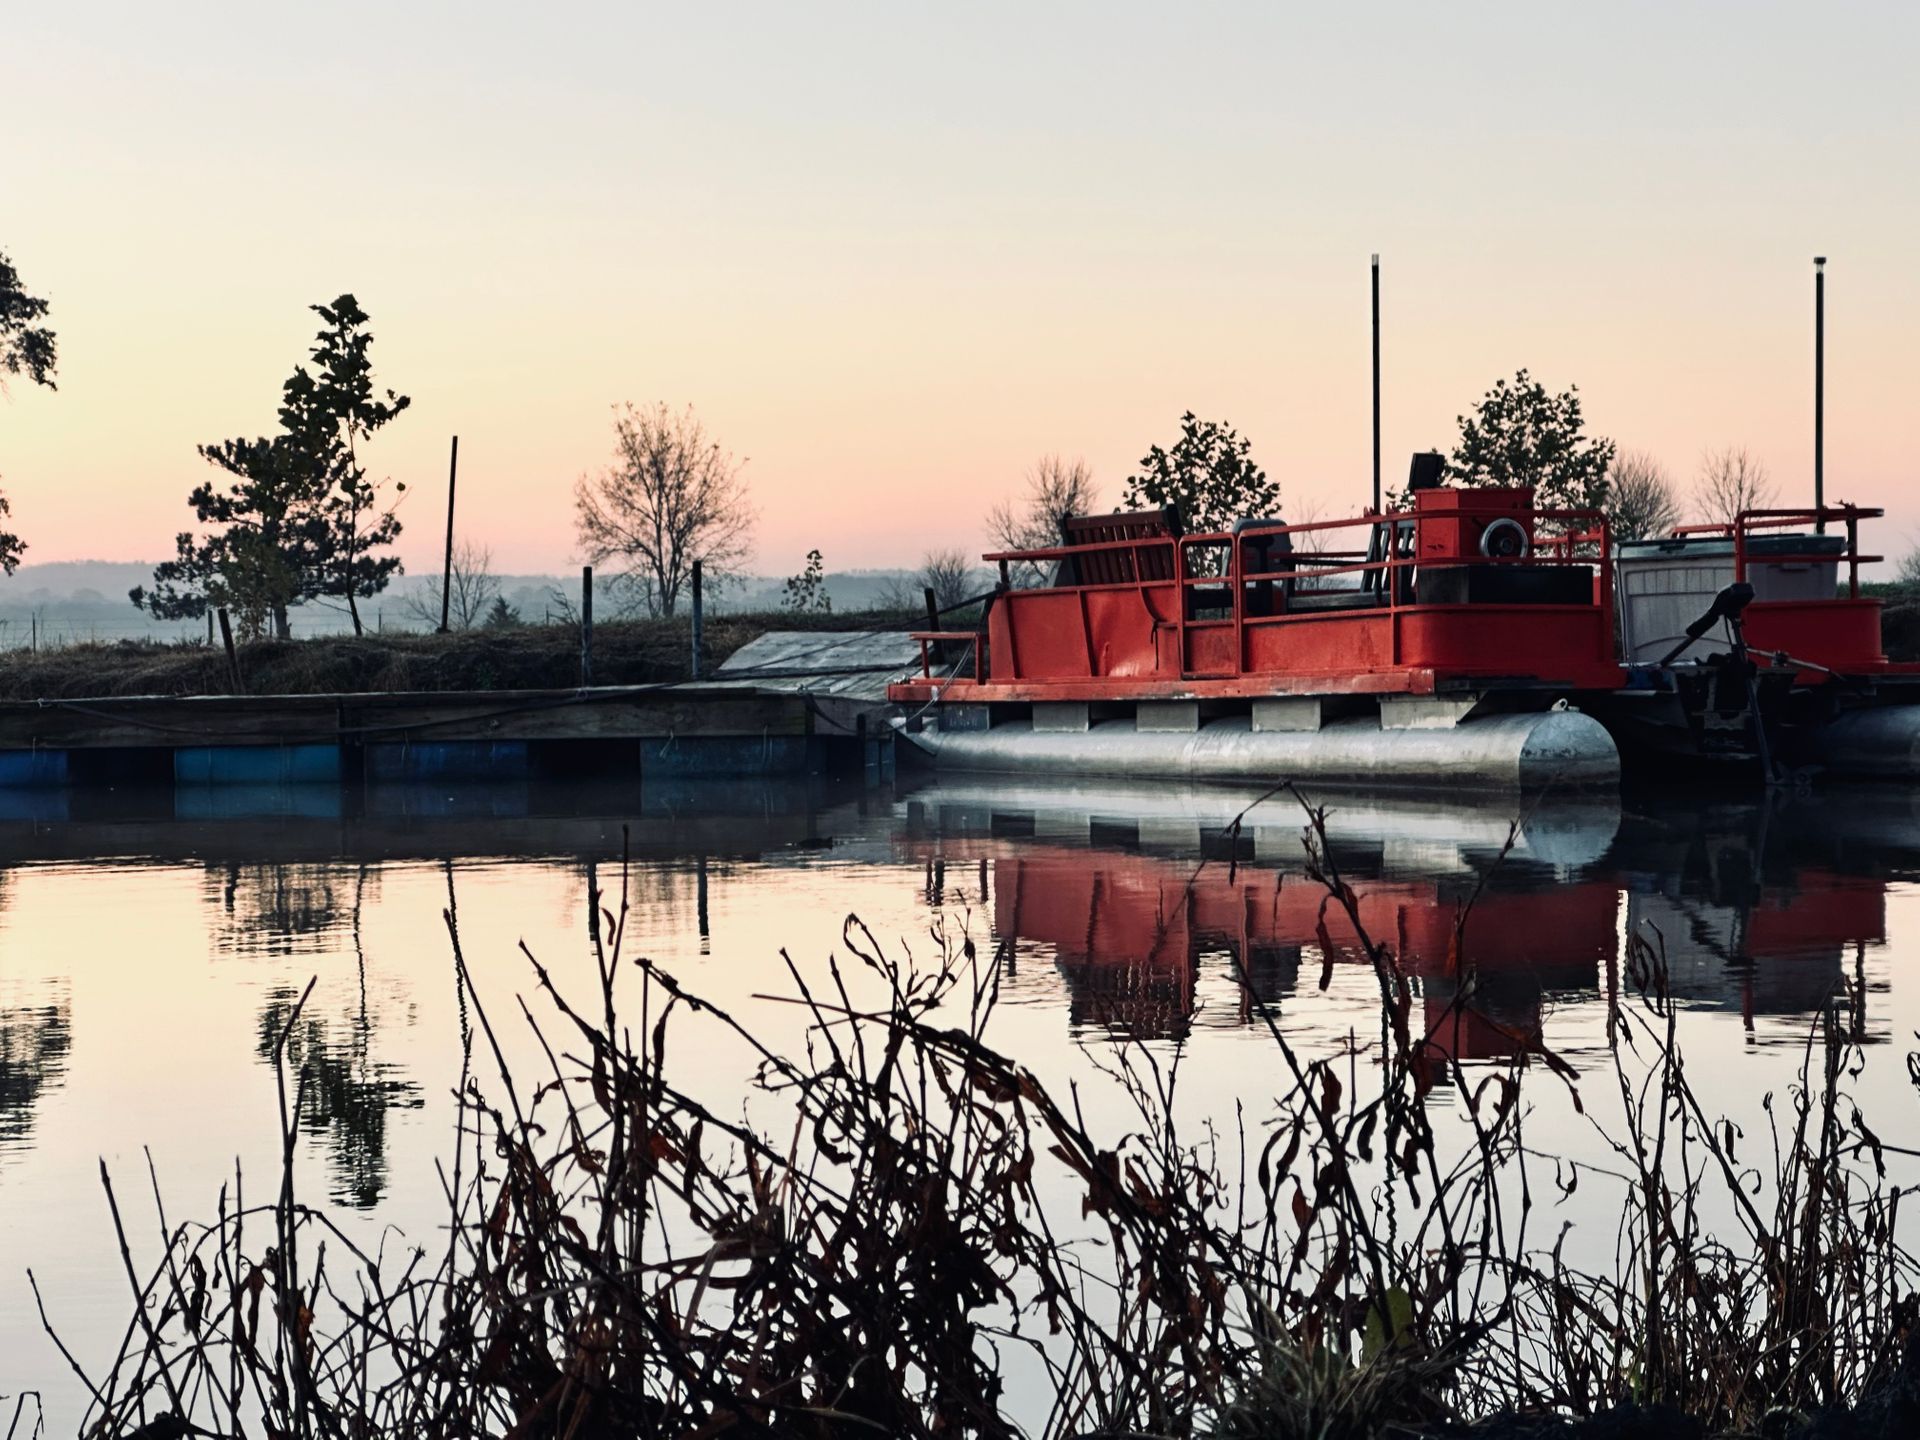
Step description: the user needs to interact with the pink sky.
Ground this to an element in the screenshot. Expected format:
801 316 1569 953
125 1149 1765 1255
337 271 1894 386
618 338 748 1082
4 2 1916 579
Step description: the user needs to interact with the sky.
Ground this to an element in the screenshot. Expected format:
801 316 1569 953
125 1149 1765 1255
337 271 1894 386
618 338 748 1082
3 1 1917 579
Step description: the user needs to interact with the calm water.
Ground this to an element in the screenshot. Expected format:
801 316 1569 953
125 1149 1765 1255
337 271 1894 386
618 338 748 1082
3 774 1919 1428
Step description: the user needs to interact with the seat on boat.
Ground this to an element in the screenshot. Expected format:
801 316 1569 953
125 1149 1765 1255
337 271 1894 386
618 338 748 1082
1055 509 1177 586
1236 515 1418 616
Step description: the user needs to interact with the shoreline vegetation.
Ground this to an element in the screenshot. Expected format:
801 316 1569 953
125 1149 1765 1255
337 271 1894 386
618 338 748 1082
34 797 1920 1439
0 609 919 702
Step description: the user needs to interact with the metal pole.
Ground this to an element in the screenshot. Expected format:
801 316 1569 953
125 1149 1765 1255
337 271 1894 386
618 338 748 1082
690 559 704 680
439 435 459 631
1371 253 1382 513
1814 258 1826 534
580 565 593 686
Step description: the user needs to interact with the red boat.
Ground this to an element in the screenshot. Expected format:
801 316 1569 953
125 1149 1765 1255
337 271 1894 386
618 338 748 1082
888 469 1920 788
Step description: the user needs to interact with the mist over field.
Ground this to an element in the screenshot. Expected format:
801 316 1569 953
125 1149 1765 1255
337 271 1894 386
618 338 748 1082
0 561 926 646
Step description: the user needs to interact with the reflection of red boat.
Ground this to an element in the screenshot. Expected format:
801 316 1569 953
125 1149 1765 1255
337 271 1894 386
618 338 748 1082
900 787 1887 1055
940 834 1619 1051
889 472 1920 786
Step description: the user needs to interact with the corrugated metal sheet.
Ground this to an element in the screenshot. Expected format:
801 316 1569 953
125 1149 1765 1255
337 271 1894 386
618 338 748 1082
713 630 921 703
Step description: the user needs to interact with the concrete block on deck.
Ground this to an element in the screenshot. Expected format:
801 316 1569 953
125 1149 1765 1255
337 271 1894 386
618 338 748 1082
1379 697 1479 730
1136 700 1200 733
1252 697 1325 733
1032 702 1090 734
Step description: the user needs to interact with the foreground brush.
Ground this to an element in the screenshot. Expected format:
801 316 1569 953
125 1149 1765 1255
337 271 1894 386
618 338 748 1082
37 797 1920 1439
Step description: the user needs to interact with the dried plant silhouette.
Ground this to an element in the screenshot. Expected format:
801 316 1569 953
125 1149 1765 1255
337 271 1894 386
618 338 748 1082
39 795 1920 1439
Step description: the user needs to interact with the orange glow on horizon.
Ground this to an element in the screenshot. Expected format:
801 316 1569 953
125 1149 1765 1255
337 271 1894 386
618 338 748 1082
4 3 1916 580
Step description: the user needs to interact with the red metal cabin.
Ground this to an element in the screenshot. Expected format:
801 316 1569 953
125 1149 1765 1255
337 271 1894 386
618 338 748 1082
890 485 1623 707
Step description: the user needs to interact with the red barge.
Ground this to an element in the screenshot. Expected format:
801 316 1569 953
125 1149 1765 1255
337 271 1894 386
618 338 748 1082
887 467 1920 790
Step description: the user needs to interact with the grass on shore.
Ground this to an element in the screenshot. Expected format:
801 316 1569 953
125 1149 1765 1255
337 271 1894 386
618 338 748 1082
0 608 921 701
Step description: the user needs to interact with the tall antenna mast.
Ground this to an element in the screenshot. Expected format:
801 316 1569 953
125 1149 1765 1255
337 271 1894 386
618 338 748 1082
1371 254 1381 512
1814 256 1826 534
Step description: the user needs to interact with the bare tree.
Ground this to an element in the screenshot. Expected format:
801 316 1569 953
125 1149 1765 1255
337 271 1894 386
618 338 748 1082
1606 450 1681 541
403 540 500 631
574 402 755 618
986 455 1098 585
880 548 983 616
1696 446 1776 529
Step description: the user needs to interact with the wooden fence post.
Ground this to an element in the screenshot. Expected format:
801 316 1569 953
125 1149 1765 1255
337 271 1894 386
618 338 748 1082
217 607 245 694
580 565 594 687
691 560 704 680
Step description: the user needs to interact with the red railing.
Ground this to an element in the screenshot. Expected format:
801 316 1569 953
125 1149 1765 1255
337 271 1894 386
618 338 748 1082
904 506 1613 680
1669 504 1880 598
907 630 986 685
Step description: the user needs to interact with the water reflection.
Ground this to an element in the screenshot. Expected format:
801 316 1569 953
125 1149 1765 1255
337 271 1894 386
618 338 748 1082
900 781 1906 1057
0 774 1908 1202
216 862 421 1206
1617 800 1886 1036
254 979 419 1209
210 862 364 960
0 986 71 1150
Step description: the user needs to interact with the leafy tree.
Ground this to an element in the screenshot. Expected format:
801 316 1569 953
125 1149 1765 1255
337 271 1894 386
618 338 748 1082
575 402 755 618
132 296 410 638
783 549 832 613
0 250 56 390
0 248 58 574
1447 370 1615 517
1606 450 1681 541
285 296 412 634
1122 413 1276 534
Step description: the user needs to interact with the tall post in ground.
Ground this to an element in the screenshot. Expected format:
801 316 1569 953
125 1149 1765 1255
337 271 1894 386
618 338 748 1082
217 607 244 694
439 435 459 631
1371 253 1382 514
1814 257 1826 534
580 565 594 687
690 560 704 680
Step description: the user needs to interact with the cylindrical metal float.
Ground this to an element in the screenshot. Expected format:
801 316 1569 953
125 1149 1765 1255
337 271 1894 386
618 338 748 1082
896 711 1619 792
1807 706 1920 777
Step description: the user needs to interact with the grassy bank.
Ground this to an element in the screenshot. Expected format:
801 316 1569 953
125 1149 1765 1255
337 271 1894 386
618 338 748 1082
47 797 1920 1439
0 608 920 700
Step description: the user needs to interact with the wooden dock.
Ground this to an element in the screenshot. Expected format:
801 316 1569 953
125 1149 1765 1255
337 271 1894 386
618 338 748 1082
0 631 918 789
0 682 892 787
